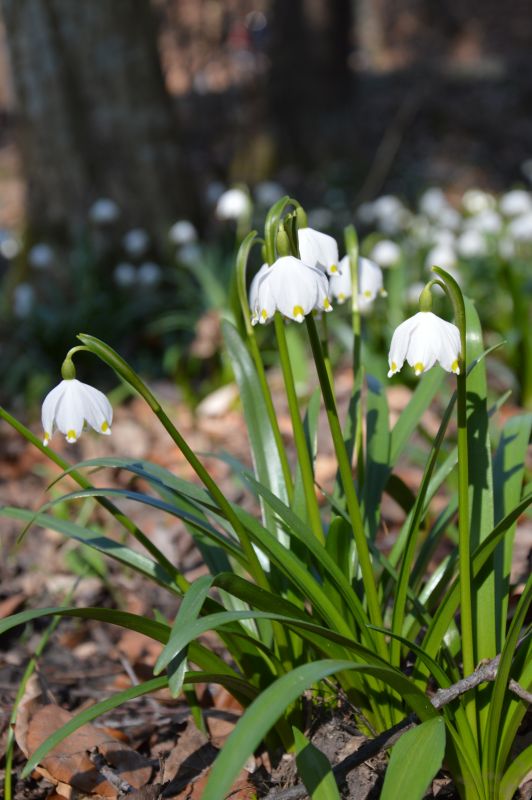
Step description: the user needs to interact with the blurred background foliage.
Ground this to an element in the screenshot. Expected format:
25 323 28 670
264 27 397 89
0 0 530 408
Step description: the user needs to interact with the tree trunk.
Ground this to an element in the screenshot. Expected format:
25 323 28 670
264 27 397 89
0 0 195 240
268 0 352 162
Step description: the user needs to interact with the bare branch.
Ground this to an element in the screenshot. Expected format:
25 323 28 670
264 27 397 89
263 654 531 800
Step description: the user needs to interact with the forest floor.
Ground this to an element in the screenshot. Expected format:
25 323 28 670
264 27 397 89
0 368 530 800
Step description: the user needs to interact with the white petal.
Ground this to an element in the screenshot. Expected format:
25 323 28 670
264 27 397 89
358 256 384 302
54 379 86 442
79 382 113 434
329 255 352 300
387 313 421 377
433 318 461 373
298 228 340 276
41 381 67 444
249 263 270 323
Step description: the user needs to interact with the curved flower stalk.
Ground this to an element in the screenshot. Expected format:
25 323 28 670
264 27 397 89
250 256 332 325
329 255 386 308
297 226 340 275
42 352 112 445
387 311 461 378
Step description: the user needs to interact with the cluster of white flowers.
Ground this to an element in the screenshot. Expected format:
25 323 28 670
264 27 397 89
39 186 479 446
356 181 532 278
248 226 388 326
113 261 162 288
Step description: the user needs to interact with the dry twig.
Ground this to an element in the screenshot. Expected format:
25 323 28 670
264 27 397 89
263 654 531 800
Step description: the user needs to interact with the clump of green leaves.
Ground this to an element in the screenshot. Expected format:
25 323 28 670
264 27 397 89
1 197 530 800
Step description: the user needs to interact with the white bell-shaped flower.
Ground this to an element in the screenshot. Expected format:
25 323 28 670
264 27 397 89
457 229 487 259
499 189 532 217
251 256 332 325
388 311 461 378
330 256 386 308
298 227 340 276
215 187 251 221
42 379 113 445
370 239 401 268
168 219 197 245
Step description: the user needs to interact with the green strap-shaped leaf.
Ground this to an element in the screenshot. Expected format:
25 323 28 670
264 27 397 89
222 320 288 539
293 726 340 800
389 368 445 464
201 659 436 800
464 297 495 665
363 373 390 539
380 717 446 800
20 669 257 781
492 412 532 641
483 573 532 796
1 507 180 593
499 744 532 800
419 492 532 672
156 574 214 696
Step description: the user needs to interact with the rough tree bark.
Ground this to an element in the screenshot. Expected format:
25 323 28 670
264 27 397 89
0 0 195 239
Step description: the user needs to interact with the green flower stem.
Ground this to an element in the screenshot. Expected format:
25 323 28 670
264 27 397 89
319 313 334 387
431 268 476 739
248 333 294 503
235 232 294 502
345 226 364 472
305 316 386 651
77 334 271 592
0 406 187 595
273 314 324 545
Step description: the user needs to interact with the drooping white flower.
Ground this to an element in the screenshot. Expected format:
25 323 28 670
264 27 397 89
13 283 35 318
430 229 456 248
499 189 532 217
388 311 461 378
0 232 20 259
419 188 446 217
138 261 162 286
169 220 197 245
438 206 462 231
215 187 251 221
370 240 401 268
251 256 332 325
330 255 386 308
113 262 136 287
123 228 150 259
425 244 457 271
457 229 488 259
508 212 532 242
28 243 54 270
465 208 502 235
462 189 496 214
358 256 386 307
42 379 113 445
298 227 340 275
372 195 409 234
89 198 120 225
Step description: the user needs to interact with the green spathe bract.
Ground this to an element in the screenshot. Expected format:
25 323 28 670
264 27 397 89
1 196 530 800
